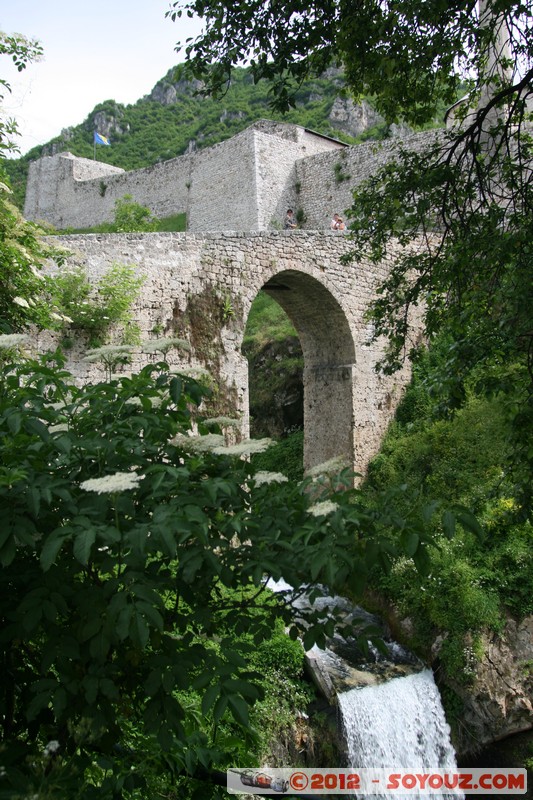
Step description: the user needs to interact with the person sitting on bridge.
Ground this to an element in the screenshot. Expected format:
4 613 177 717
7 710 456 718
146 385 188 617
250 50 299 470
284 209 298 229
330 213 345 231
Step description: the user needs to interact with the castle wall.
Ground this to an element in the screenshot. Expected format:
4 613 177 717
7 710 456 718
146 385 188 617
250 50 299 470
24 154 122 228
254 124 345 229
186 129 259 230
23 121 347 232
295 130 442 229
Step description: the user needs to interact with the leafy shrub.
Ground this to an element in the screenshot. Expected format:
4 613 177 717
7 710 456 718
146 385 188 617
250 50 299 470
102 194 158 233
253 631 305 676
252 430 304 481
363 343 530 680
0 349 440 797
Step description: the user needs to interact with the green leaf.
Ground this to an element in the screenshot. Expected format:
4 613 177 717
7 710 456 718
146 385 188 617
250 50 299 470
227 694 249 727
73 528 96 565
40 532 66 571
116 606 133 641
213 695 228 724
24 417 51 441
170 377 182 404
81 615 103 642
201 684 219 715
83 675 99 704
455 507 485 541
145 668 162 697
412 544 431 575
89 629 112 661
6 411 22 435
129 612 150 649
401 530 419 557
442 509 456 540
28 485 40 517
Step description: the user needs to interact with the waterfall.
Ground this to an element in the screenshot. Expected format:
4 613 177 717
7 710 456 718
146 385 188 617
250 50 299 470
267 579 462 797
338 669 462 798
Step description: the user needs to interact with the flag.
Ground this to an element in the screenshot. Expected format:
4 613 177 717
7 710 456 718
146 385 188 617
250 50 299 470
94 132 110 146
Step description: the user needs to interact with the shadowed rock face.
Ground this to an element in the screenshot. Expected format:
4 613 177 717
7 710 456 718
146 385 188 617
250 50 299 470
433 615 533 755
245 336 304 439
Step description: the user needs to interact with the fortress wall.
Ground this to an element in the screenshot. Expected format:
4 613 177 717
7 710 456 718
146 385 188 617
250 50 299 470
186 128 259 231
254 127 346 229
25 152 193 230
24 154 124 229
24 128 263 232
297 129 442 229
23 121 348 232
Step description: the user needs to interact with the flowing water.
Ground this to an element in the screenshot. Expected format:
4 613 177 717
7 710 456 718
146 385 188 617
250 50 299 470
268 580 462 797
339 669 457 768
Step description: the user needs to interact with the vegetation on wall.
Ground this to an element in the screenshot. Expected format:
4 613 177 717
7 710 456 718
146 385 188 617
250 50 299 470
57 196 187 235
47 262 144 347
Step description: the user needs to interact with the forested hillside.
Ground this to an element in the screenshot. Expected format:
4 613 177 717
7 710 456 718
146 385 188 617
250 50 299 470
5 65 403 209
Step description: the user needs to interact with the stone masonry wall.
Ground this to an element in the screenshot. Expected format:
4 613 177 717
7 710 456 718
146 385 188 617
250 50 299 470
254 126 345 229
24 121 345 232
295 130 442 229
24 121 440 234
36 230 416 474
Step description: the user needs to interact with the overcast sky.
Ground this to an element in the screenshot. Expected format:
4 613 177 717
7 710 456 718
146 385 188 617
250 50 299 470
1 0 204 156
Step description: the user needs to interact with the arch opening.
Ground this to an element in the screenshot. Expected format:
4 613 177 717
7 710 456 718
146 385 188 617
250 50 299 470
244 270 357 475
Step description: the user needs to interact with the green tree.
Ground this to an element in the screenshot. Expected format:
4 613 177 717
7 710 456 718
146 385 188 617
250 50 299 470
0 31 69 333
0 31 43 157
0 350 442 798
105 194 158 233
167 0 530 120
168 0 533 512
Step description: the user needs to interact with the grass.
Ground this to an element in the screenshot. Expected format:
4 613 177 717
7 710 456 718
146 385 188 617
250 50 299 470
54 211 187 235
243 291 297 351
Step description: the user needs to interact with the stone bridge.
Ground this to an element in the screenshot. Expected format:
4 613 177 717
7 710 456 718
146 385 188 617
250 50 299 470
43 229 415 474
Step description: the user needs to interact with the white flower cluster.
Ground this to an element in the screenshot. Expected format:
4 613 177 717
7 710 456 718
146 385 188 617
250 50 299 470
43 740 60 757
125 395 163 408
173 433 226 452
203 416 241 429
80 471 143 494
306 456 349 479
253 470 289 486
307 500 339 517
142 337 191 354
212 438 273 456
83 345 133 363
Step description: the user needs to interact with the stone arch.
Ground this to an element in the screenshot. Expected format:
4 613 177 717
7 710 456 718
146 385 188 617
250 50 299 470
247 269 357 473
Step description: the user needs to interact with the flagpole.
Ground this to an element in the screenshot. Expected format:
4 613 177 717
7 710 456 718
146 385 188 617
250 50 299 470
94 135 97 161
